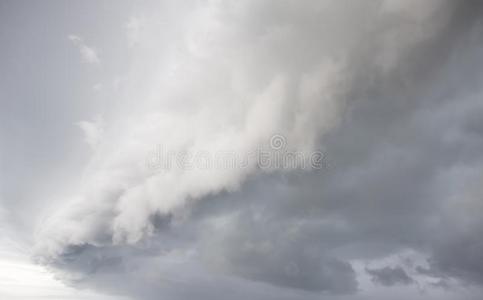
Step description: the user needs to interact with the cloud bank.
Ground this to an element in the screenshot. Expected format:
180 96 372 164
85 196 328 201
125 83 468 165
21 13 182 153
5 0 481 299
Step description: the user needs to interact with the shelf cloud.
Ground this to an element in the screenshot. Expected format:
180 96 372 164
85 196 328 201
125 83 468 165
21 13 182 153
2 1 483 299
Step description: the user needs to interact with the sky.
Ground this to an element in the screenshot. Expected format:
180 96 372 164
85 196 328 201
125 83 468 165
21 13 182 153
1 0 483 299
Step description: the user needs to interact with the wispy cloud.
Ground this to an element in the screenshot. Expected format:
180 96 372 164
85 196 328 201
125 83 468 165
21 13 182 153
77 116 104 150
68 34 100 64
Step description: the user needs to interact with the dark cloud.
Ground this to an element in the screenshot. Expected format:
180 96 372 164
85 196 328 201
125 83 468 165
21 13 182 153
366 266 414 286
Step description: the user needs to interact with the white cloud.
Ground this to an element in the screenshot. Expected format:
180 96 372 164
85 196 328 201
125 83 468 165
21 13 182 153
77 117 104 150
68 34 101 64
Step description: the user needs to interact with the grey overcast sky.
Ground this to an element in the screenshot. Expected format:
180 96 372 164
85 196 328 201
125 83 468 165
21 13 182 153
2 1 483 299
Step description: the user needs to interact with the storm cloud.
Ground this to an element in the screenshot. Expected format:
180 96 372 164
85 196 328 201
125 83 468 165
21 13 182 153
2 1 483 299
